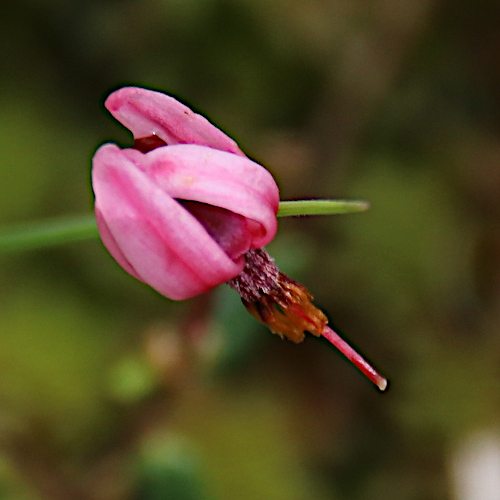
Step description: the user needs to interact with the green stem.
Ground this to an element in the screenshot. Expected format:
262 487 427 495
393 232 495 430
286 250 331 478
0 215 98 253
0 199 369 254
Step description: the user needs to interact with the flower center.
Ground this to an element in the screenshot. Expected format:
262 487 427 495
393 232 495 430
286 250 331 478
180 201 252 261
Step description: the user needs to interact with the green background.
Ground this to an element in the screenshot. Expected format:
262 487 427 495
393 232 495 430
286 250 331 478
1 0 500 498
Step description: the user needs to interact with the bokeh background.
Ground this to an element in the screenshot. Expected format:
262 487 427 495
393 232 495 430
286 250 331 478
1 0 500 498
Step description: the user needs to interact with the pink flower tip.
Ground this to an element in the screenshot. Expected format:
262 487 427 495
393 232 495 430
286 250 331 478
104 86 246 156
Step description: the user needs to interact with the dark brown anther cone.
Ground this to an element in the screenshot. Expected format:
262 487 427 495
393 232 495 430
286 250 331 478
228 248 327 343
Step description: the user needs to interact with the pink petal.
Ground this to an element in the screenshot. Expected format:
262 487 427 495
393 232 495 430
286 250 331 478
142 144 280 249
92 144 245 300
105 87 245 156
95 208 143 281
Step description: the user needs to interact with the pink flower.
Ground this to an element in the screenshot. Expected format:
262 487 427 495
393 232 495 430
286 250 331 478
92 87 279 300
92 86 387 391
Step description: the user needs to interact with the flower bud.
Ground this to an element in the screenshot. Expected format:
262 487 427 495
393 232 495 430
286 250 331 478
92 89 279 300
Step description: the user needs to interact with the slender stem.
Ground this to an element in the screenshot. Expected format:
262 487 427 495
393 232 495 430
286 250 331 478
321 325 388 391
277 199 370 217
0 214 98 253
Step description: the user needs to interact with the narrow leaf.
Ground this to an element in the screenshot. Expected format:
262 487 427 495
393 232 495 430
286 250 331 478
277 199 370 217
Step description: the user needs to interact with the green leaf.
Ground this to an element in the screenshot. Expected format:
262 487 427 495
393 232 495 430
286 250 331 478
277 199 370 217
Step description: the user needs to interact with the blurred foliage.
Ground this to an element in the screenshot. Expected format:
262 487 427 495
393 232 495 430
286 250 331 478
2 0 500 498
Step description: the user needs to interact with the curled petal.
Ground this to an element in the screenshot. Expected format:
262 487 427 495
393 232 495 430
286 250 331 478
142 144 279 249
92 144 246 300
105 87 245 156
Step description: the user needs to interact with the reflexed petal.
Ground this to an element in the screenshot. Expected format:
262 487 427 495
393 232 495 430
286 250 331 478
92 144 245 300
142 144 280 249
105 87 245 156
